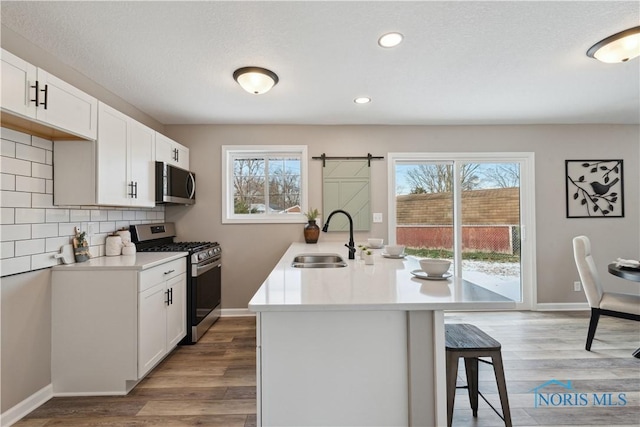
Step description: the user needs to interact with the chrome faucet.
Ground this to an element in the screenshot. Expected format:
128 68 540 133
322 209 356 260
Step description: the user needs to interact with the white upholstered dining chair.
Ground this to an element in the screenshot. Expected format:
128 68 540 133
572 235 640 351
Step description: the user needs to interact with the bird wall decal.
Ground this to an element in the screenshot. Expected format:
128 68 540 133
566 159 623 218
589 177 619 195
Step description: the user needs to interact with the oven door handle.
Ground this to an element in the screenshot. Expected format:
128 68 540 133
193 258 220 276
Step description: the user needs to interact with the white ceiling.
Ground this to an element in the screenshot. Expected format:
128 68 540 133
1 1 639 126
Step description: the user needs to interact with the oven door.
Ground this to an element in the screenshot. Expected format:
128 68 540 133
190 257 221 342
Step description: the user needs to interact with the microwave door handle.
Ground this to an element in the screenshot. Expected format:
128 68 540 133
188 173 196 199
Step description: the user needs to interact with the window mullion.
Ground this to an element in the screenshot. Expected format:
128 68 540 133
264 158 270 215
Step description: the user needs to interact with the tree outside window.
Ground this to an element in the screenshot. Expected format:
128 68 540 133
223 146 308 223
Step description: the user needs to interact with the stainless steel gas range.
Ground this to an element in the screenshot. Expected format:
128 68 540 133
131 222 221 344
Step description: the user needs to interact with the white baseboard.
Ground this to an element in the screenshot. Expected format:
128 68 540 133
221 308 255 317
535 302 590 311
1 383 52 427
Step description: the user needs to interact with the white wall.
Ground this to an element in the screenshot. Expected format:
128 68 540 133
163 124 640 309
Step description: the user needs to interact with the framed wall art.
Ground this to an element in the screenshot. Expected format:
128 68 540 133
565 159 624 218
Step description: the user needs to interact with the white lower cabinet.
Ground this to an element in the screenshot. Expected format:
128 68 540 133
138 270 186 378
51 256 186 395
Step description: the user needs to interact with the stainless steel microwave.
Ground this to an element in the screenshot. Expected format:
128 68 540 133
155 162 196 205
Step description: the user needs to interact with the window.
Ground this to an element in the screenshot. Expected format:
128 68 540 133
388 152 536 309
222 146 308 223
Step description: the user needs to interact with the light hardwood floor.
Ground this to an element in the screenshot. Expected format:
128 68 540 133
14 311 640 426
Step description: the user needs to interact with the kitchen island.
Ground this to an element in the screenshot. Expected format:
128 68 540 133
249 242 514 427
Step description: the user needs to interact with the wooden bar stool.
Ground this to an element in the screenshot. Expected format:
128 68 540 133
445 323 512 427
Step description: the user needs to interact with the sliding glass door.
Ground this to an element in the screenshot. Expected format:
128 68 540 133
389 153 535 308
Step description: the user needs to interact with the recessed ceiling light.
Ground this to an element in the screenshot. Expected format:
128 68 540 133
378 32 404 48
354 97 371 104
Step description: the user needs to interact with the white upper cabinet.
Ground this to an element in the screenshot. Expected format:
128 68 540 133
96 102 155 207
1 48 98 140
1 49 37 118
156 132 189 170
54 102 155 208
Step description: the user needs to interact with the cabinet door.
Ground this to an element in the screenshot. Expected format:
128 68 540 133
97 102 130 206
175 143 189 170
129 120 156 207
36 70 98 140
1 49 37 118
156 132 189 169
155 132 175 165
138 282 168 378
166 273 187 349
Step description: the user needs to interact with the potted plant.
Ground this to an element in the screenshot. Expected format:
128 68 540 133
73 227 90 262
303 208 321 244
363 249 374 265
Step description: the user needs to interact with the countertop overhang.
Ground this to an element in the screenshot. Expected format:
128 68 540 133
249 242 515 312
51 252 188 271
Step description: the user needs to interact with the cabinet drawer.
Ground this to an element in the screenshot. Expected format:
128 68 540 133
139 257 186 292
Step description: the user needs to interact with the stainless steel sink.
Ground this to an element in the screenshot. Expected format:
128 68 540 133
291 253 347 268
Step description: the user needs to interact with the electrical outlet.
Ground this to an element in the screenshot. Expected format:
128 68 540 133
573 281 581 292
373 213 383 223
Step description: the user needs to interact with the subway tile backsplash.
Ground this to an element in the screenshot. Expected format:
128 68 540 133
0 127 164 277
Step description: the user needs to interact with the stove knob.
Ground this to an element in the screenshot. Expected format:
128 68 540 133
209 249 214 257
198 253 205 261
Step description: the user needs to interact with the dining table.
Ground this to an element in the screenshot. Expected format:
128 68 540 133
607 263 640 358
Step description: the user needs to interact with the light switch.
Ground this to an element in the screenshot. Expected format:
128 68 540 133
373 213 383 223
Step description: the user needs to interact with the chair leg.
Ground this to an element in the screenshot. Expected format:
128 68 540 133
463 357 479 417
586 308 601 351
491 353 512 427
446 352 459 427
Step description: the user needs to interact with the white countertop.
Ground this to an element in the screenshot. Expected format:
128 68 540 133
51 252 188 271
249 242 515 312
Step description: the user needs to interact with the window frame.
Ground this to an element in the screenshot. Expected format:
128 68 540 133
222 145 308 224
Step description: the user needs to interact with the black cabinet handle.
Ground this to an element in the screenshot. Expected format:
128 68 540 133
41 84 48 109
169 287 173 305
133 181 138 198
30 81 40 107
164 269 175 275
165 289 170 306
128 181 135 198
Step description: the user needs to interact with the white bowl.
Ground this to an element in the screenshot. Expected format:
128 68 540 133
384 245 405 256
367 238 384 248
419 259 451 276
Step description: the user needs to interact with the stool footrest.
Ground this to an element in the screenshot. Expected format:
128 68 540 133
455 385 506 422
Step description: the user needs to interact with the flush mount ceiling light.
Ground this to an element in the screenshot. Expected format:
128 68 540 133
233 67 279 94
354 97 371 104
378 32 404 48
587 26 640 63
